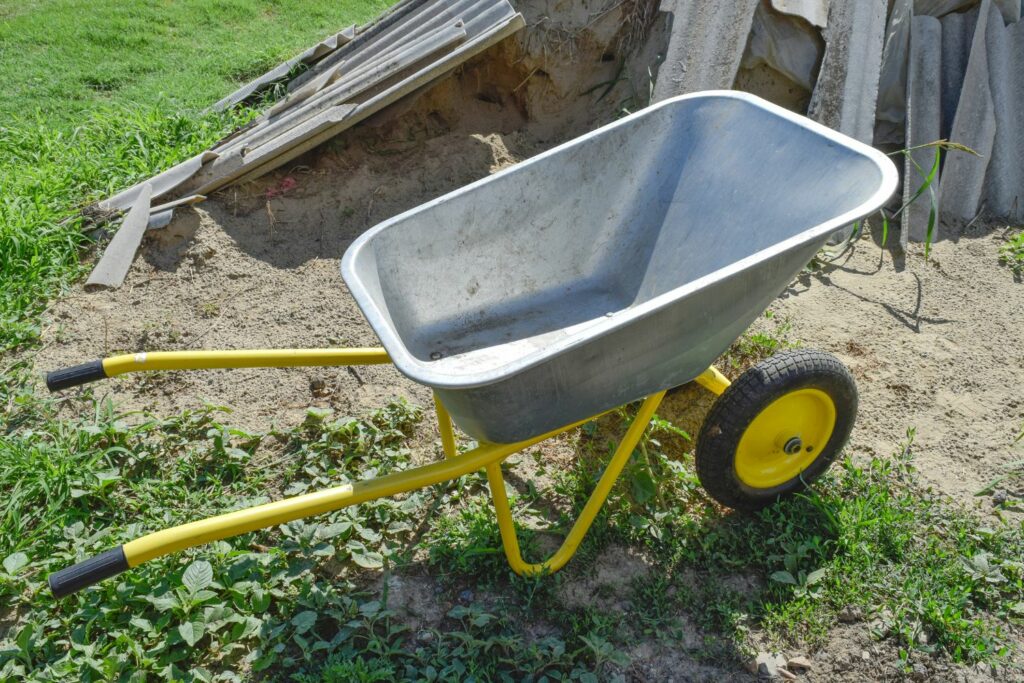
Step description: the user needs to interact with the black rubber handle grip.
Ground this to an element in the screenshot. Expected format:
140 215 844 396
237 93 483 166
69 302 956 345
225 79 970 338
48 546 128 598
46 360 107 392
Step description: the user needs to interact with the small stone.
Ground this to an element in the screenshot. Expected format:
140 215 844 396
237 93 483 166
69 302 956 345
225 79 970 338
911 663 928 681
992 490 1008 506
309 376 327 395
755 652 779 680
416 630 435 645
861 650 871 661
787 656 812 671
838 605 862 623
458 589 474 604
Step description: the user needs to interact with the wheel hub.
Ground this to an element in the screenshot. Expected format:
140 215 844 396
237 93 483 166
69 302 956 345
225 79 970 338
734 388 837 489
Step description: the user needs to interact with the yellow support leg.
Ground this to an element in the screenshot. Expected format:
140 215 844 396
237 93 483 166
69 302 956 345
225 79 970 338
434 393 458 459
487 391 666 576
695 366 731 396
46 407 607 582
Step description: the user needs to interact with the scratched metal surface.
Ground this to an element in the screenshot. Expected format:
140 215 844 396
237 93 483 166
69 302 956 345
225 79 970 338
343 92 898 442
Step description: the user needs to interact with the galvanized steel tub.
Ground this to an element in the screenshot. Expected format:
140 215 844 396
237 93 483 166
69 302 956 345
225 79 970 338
342 91 898 443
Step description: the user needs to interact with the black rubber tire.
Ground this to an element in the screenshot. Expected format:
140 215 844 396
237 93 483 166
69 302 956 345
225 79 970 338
695 349 858 511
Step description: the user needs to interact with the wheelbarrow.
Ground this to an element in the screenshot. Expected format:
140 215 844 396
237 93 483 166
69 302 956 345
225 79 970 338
44 91 898 598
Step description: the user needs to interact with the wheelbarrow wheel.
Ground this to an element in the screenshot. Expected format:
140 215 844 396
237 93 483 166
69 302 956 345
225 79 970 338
695 349 857 511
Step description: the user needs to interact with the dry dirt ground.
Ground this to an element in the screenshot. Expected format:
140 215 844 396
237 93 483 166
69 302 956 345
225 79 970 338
772 232 1024 511
28 0 1024 680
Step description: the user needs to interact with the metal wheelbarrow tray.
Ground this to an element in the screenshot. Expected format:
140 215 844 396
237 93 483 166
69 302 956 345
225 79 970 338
43 92 897 599
343 91 897 443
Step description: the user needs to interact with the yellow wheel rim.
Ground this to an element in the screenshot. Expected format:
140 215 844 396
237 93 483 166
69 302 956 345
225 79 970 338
734 388 837 489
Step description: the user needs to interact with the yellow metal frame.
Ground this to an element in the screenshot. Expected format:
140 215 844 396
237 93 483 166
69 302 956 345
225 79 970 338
88 348 730 577
694 365 731 396
101 348 391 377
486 392 665 575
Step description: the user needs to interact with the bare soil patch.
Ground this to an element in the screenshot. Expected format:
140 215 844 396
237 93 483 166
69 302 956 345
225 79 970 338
768 233 1024 510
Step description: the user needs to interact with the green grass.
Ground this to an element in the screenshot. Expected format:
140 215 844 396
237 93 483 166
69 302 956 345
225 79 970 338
842 141 977 257
0 107 253 350
0 0 390 126
722 310 797 371
422 416 1024 675
0 0 388 353
1000 229 1024 276
2 369 1023 679
0 386 430 681
975 425 1024 508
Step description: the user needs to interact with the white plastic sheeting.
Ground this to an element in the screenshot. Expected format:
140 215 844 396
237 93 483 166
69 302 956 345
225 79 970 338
743 2 824 90
875 0 913 144
915 0 1021 23
771 0 830 28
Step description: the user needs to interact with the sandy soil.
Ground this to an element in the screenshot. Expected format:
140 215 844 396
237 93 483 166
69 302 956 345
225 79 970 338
26 0 1023 679
769 232 1024 509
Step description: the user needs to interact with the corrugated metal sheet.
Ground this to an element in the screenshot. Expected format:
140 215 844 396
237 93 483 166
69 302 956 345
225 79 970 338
110 0 521 207
85 184 153 289
88 0 525 285
895 0 1024 240
208 26 357 113
190 0 524 193
808 0 887 243
902 15 943 245
652 0 758 101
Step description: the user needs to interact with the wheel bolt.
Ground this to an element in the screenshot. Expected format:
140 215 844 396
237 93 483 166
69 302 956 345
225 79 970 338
783 437 803 455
